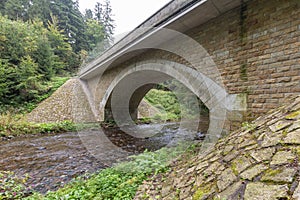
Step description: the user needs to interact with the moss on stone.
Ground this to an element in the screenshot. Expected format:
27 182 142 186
263 168 282 178
193 184 212 200
285 110 300 120
231 162 238 176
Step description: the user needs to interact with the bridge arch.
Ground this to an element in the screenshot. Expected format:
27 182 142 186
98 59 228 137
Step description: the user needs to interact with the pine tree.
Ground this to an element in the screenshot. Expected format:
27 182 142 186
4 0 29 21
94 2 103 24
102 0 115 40
27 0 51 25
84 9 94 20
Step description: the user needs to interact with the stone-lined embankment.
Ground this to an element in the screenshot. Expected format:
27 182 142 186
135 95 300 200
26 78 95 123
26 78 160 123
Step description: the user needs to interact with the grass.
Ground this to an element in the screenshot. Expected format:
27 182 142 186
0 112 76 138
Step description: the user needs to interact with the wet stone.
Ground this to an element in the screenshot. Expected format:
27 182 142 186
261 167 297 183
181 176 195 188
240 164 268 180
217 168 237 191
270 151 296 165
179 185 192 199
223 150 240 162
244 144 258 151
250 147 276 162
215 164 226 176
195 161 209 172
194 174 205 186
161 185 172 197
238 139 257 149
209 155 220 162
185 166 196 174
204 161 221 176
244 182 289 200
164 193 177 200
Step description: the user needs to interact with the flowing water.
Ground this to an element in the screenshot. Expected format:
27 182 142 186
0 119 208 193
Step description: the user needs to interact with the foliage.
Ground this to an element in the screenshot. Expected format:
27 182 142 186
1 0 114 54
144 89 181 121
0 112 76 137
0 16 70 107
0 76 69 114
144 87 209 121
25 144 191 200
0 171 32 199
94 0 115 40
0 1 114 109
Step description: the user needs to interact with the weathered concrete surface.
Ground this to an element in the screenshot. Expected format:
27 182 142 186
134 95 300 199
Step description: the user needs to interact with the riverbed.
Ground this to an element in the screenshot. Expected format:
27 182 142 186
0 120 208 193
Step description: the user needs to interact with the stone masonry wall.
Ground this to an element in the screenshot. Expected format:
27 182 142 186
111 0 299 121
190 0 300 119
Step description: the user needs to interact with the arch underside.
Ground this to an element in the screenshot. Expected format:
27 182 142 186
98 60 230 138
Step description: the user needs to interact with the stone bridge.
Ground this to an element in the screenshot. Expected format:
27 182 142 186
75 0 299 134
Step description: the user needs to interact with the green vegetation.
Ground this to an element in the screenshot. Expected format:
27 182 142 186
0 76 69 114
22 143 192 200
0 112 76 137
144 89 181 121
0 171 32 199
144 88 208 121
0 0 114 112
241 121 257 132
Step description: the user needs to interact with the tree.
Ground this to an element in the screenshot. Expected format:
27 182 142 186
4 0 29 21
0 16 54 105
94 2 103 23
0 0 8 14
85 19 105 51
102 0 115 40
27 0 51 25
49 0 87 52
94 1 115 40
47 14 80 73
84 9 94 20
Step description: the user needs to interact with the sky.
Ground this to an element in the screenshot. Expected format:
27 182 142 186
79 0 171 36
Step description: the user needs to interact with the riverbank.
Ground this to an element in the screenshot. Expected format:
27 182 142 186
135 95 300 199
0 122 200 199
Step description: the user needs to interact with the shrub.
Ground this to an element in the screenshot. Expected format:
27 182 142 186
0 112 76 137
0 171 32 199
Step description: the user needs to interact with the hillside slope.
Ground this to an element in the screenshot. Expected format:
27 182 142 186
135 95 300 200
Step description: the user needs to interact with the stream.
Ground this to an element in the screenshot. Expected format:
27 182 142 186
0 120 208 193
